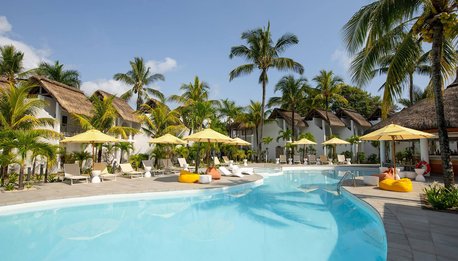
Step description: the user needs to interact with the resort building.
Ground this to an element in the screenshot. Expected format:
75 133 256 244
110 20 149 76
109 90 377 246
369 71 458 175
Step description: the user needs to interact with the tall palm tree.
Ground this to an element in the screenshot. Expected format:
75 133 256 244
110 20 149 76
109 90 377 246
344 0 457 187
229 22 304 158
312 70 348 136
218 99 244 137
0 45 25 83
114 142 134 164
268 75 310 141
245 101 263 160
113 57 165 110
140 101 183 138
36 61 81 88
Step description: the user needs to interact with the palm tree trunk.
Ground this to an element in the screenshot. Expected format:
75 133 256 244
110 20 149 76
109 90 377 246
255 125 260 162
18 164 25 190
259 72 266 161
409 73 414 104
28 157 36 181
44 163 49 183
136 91 143 111
291 108 295 158
431 22 454 188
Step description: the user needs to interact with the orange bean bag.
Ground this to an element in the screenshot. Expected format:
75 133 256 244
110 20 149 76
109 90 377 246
178 170 200 183
206 167 221 180
379 178 413 192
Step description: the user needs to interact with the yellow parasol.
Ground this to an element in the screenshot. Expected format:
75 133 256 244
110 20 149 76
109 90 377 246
149 133 187 145
293 138 317 160
360 124 434 174
184 128 233 172
229 137 251 146
322 138 350 162
61 129 121 166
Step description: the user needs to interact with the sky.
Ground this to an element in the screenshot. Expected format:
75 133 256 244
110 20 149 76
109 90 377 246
1 0 432 108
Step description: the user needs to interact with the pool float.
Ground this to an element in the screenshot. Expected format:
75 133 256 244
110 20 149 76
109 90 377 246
206 167 221 180
178 170 200 183
379 178 412 192
415 161 431 175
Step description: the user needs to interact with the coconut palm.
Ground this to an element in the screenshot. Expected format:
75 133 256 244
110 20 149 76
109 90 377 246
344 0 457 187
218 99 244 137
0 45 25 83
268 75 310 141
140 101 183 138
229 22 304 158
312 70 348 136
35 61 81 88
113 57 165 110
245 101 263 160
114 142 134 164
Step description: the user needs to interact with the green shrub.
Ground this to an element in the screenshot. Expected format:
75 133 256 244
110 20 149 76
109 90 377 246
357 152 365 163
47 173 59 183
5 183 15 191
25 182 33 189
7 173 18 184
424 183 458 210
367 154 378 164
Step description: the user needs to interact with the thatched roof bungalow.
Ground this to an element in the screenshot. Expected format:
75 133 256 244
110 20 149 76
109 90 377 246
305 109 345 127
268 108 308 128
336 108 372 129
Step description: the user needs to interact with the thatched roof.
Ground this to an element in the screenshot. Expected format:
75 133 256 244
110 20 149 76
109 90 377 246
336 108 372 128
93 90 141 123
269 108 308 127
369 72 458 131
305 109 345 127
29 76 93 117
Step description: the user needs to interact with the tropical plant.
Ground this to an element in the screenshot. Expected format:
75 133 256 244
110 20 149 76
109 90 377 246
113 57 165 110
229 22 304 159
35 61 81 88
72 151 91 169
268 75 310 141
244 101 263 160
313 70 348 136
343 0 457 187
0 45 26 83
218 99 244 137
297 132 316 156
140 101 183 138
347 135 361 162
330 85 381 118
398 87 428 108
114 142 134 163
129 153 149 170
424 182 458 210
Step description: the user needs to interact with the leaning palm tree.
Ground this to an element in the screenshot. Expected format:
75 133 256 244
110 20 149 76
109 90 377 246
312 70 348 136
268 75 310 141
229 22 304 158
0 45 25 83
113 57 165 110
35 61 81 88
344 0 457 187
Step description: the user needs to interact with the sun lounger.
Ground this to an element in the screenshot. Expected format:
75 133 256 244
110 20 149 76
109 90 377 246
93 162 117 181
120 163 144 178
143 160 164 176
337 155 347 165
222 156 231 164
239 167 254 175
64 164 89 185
279 155 287 164
177 158 195 169
308 155 317 165
214 157 229 166
293 155 301 164
161 159 181 174
219 166 243 177
319 155 330 165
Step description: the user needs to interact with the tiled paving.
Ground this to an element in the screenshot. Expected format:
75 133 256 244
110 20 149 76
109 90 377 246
344 178 458 261
0 174 262 207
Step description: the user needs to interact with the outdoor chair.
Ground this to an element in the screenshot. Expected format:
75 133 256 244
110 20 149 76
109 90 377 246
142 160 164 176
219 166 243 178
293 155 301 164
308 155 317 165
93 162 117 181
337 155 347 165
177 158 195 169
214 157 229 166
120 163 144 179
222 156 231 164
279 155 287 164
63 164 89 185
161 159 181 174
319 155 330 165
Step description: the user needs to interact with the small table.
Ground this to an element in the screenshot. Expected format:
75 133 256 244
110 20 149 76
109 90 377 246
144 166 152 178
199 175 212 184
91 170 101 183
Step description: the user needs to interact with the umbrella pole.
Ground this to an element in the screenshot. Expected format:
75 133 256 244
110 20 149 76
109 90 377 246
92 142 95 168
391 138 397 177
195 142 201 173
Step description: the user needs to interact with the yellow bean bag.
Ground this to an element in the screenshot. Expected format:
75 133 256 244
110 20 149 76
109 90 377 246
178 170 200 183
379 178 412 192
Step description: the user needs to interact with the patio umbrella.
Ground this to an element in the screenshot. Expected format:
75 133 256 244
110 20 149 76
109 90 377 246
292 138 317 159
360 124 434 175
149 133 186 145
322 137 350 162
184 128 233 172
61 129 121 166
229 137 251 146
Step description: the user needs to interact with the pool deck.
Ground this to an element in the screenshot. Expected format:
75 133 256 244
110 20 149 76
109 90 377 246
0 174 262 207
344 178 458 261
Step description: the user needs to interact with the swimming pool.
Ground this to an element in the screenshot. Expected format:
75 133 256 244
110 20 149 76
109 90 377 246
0 169 386 260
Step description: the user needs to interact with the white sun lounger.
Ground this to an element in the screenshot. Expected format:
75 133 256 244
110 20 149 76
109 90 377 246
64 164 89 185
279 155 287 164
120 163 144 178
219 166 243 178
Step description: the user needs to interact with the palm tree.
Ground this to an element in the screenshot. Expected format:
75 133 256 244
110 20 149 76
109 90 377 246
140 101 183 138
268 75 310 141
114 142 134 164
218 99 244 137
245 101 263 161
229 22 304 158
35 61 81 88
398 87 428 108
72 95 138 161
113 57 165 110
0 45 25 83
312 70 348 136
298 132 316 158
344 0 457 187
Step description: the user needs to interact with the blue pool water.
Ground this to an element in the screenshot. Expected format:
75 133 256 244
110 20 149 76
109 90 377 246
0 169 386 260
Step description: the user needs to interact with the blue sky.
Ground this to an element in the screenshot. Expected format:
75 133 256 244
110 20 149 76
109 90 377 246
1 0 430 107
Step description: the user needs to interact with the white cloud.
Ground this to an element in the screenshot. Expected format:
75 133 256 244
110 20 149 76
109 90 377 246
145 57 177 74
331 49 352 71
0 16 50 70
0 16 12 34
81 79 130 97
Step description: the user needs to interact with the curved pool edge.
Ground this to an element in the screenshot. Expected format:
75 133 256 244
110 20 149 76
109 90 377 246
0 178 264 216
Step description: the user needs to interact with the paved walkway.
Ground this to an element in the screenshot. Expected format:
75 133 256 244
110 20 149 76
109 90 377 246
344 178 458 261
0 174 262 207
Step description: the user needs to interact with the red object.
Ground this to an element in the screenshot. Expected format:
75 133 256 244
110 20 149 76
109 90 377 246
206 167 221 180
416 161 431 175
